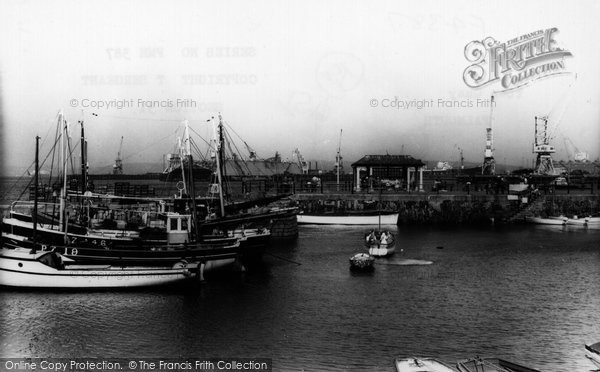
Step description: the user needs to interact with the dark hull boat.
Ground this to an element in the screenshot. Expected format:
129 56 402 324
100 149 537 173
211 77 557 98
2 234 239 267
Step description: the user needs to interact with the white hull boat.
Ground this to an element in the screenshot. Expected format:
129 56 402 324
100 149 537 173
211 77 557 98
297 213 398 225
525 216 567 225
0 248 209 288
365 231 396 257
586 342 600 369
395 357 457 372
368 246 396 257
566 216 600 227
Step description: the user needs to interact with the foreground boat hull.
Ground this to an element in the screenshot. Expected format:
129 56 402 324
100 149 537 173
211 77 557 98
395 357 457 372
457 357 541 372
297 213 399 225
586 342 600 369
0 249 203 288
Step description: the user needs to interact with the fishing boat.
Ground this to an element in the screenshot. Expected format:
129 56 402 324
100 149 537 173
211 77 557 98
525 216 567 225
585 342 600 369
0 247 202 288
395 357 457 372
296 211 399 225
2 116 242 269
349 253 374 271
456 357 541 372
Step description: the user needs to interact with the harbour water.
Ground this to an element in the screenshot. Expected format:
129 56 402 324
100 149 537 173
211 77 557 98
2 222 599 371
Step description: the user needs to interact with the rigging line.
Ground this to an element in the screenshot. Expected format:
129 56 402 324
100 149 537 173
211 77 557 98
222 121 256 156
1 123 62 201
67 135 78 177
547 74 578 142
189 139 208 162
189 126 213 149
89 113 193 122
48 121 60 190
224 129 256 176
227 129 266 177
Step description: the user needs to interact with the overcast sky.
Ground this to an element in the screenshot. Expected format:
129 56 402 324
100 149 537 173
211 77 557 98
1 0 599 174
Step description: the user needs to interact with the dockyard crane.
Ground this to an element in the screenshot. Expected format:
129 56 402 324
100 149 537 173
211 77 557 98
113 136 124 175
532 74 578 175
293 148 309 174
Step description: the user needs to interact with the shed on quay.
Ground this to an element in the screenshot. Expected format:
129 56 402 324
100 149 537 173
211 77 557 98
351 154 426 191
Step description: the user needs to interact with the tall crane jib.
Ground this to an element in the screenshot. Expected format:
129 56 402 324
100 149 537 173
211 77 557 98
113 136 124 175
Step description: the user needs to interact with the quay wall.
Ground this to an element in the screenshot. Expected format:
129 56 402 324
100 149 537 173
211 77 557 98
291 192 600 224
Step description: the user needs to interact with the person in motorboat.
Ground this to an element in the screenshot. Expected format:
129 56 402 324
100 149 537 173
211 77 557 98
366 230 376 244
380 231 388 245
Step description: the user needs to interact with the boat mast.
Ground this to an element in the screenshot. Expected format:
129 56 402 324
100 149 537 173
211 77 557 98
378 184 382 232
178 135 188 196
32 135 40 249
183 120 200 239
79 118 87 194
218 114 228 202
58 112 65 236
212 115 226 217
336 129 343 191
60 114 70 244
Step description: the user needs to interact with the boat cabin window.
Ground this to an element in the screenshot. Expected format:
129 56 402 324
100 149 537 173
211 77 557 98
166 215 191 232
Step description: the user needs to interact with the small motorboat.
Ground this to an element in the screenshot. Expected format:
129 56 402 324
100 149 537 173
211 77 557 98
585 342 600 369
349 253 374 271
395 357 457 372
456 357 540 372
0 248 202 289
365 230 396 257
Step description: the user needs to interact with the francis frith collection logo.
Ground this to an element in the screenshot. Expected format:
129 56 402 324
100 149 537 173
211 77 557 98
463 27 572 90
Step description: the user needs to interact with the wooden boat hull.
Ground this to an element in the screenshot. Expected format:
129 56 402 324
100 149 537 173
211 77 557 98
457 357 541 372
0 248 204 288
395 357 457 372
297 213 398 225
586 342 600 369
349 253 374 271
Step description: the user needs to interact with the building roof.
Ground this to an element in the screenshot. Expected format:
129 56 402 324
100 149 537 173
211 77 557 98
351 154 425 167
